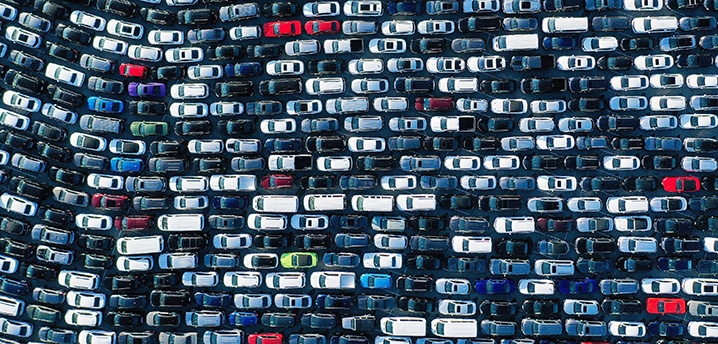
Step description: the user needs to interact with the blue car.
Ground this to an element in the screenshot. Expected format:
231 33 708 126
110 157 143 173
656 257 693 271
315 294 352 310
387 1 423 15
194 292 231 307
228 312 258 326
224 62 262 77
360 273 392 289
475 279 514 294
213 196 249 210
87 96 124 114
557 278 598 294
0 276 29 296
542 36 577 50
648 321 686 337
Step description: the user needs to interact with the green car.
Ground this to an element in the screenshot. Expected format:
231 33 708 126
130 121 168 137
280 252 318 268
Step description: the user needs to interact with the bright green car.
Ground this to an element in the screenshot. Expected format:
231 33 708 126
130 121 168 137
280 252 318 268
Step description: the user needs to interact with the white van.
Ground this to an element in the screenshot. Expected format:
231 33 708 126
396 194 436 211
381 317 427 336
351 195 393 212
431 318 478 338
252 195 299 213
542 17 588 33
0 295 24 317
492 34 539 51
157 214 205 231
116 235 164 255
303 194 345 211
451 236 492 253
494 217 535 234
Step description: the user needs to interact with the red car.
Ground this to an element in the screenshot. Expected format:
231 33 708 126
114 215 152 230
248 333 282 344
263 21 301 37
415 97 454 111
261 174 294 189
662 176 700 192
304 20 340 35
646 297 686 314
119 63 149 78
91 194 129 210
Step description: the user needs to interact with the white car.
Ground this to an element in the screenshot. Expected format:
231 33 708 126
229 25 261 40
683 278 718 295
226 139 260 153
210 102 244 117
417 19 455 34
581 36 618 52
75 214 113 230
680 114 718 129
687 74 718 89
650 96 686 111
556 55 595 71
632 16 676 33
41 104 77 124
444 156 481 170
427 57 465 73
170 83 209 99
494 217 535 234
244 253 278 269
396 194 435 211
641 278 680 294
463 0 500 12
285 40 320 56
614 216 652 231
351 78 389 94
182 271 218 287
634 54 674 70
608 321 646 338
0 110 29 130
266 272 306 289
187 139 223 154
603 156 640 171
387 57 423 73
288 100 322 115
267 60 304 76
439 77 478 93
457 98 488 112
650 196 687 212
345 116 382 132
174 196 208 210
381 20 415 35
491 98 527 114
92 36 127 54
79 331 115 344
558 117 592 132
609 96 648 111
290 214 329 230
65 309 102 327
70 10 106 31
3 90 41 112
518 279 555 295
148 29 184 45
624 0 662 10
343 20 377 35
501 136 535 151
380 175 417 190
127 45 162 62
650 73 684 88
5 26 41 48
209 175 255 192
86 173 123 190
438 300 477 315
519 117 555 133
368 38 406 53
688 322 718 338
169 176 209 192
0 317 31 338
363 252 403 269
304 1 341 16
534 260 574 276
306 78 344 95
610 75 649 91
451 236 492 253
224 272 262 288
436 278 471 295
682 156 718 172
343 0 383 16
530 100 566 114
260 119 296 134
483 155 520 170
607 197 649 214
639 115 677 130
460 176 496 190
109 139 146 156
213 233 252 250
567 197 602 212
317 156 352 171
348 58 384 74
45 63 86 88
165 47 204 63
536 135 575 150
467 56 506 72
106 19 144 40
537 176 576 192
373 97 407 112
169 103 208 118
158 253 198 270
347 137 385 152
116 255 153 272
0 193 36 216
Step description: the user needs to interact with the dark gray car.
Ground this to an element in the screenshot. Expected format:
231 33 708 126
126 176 166 193
521 319 563 336
565 319 607 337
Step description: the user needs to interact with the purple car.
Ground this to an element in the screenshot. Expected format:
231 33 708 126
128 82 166 98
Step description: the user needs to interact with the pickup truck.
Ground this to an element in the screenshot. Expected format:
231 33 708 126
510 55 556 71
324 39 364 54
342 315 376 332
310 271 355 289
430 116 476 133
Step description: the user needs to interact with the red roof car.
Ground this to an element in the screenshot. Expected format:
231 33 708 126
261 174 294 189
248 333 283 344
304 20 340 35
415 97 454 111
115 215 153 230
91 194 130 210
662 176 700 192
646 297 686 314
263 21 301 38
119 63 149 78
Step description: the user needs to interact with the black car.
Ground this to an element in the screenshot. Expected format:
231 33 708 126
254 235 290 249
480 79 515 94
37 142 70 162
47 85 83 108
129 101 166 116
295 234 330 250
32 122 65 142
140 8 174 25
478 195 521 211
544 0 582 11
109 294 146 310
661 237 702 253
439 194 474 210
655 218 694 234
0 217 28 235
450 38 484 53
591 16 630 31
308 60 344 75
11 176 49 200
458 16 501 32
601 299 642 314
219 120 254 135
8 50 44 71
259 79 301 96
207 45 245 60
479 300 518 316
564 155 600 170
4 69 44 93
45 42 78 63
620 37 654 51
0 130 33 150
568 97 604 112
150 290 190 307
641 155 677 170
537 218 572 232
409 236 448 252
39 206 73 224
246 44 282 58
149 141 182 156
463 137 499 150
611 137 644 150
523 155 561 170
411 38 447 54
397 297 434 313
262 2 299 17
96 0 136 16
410 216 445 231
109 312 142 327
153 66 185 80
174 120 211 136
677 53 714 68
446 257 485 272
406 255 442 270
580 177 621 192
496 239 531 257
388 136 422 151
356 156 394 171
35 0 69 18
177 8 215 25
616 257 653 272
358 295 395 311
78 234 112 251
522 300 559 316
622 176 658 192
387 0 423 15
88 77 124 94
596 115 638 131
520 77 566 94
396 276 433 292
167 235 206 251
666 0 699 7
55 24 92 46
215 81 253 97
575 237 615 255
576 258 612 274
568 76 607 93
305 136 345 152
477 118 514 132
301 176 335 190
698 260 718 274
424 137 458 151
394 77 434 93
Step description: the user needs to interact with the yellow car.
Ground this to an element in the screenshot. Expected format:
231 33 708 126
280 252 318 268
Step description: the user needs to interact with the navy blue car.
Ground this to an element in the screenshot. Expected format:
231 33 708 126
557 278 598 294
475 279 514 295
224 62 262 77
387 1 423 15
